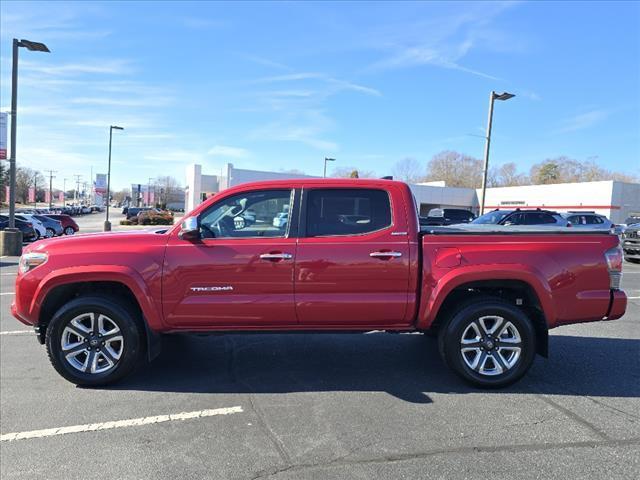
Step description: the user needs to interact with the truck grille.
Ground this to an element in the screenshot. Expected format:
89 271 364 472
625 230 638 239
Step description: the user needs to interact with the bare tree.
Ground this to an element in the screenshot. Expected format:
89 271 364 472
391 157 424 183
15 166 45 204
530 157 638 185
331 166 377 178
153 175 182 208
495 162 530 186
424 151 484 188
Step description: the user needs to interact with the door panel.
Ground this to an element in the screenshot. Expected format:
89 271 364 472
163 238 297 328
162 188 297 328
295 186 411 326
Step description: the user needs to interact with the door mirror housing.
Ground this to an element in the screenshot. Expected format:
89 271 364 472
179 216 200 241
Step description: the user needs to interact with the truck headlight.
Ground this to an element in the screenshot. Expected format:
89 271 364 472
19 252 48 274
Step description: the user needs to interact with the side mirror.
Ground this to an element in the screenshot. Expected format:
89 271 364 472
178 216 200 241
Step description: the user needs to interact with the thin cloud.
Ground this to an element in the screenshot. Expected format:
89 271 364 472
71 96 173 107
207 145 250 159
555 109 610 134
20 59 133 76
365 3 517 81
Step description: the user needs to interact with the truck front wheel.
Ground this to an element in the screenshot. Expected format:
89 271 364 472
439 299 536 388
45 296 143 386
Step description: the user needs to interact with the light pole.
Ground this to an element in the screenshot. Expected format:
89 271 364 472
147 177 153 207
479 91 514 215
323 157 335 178
104 125 124 231
1 39 50 256
62 178 68 205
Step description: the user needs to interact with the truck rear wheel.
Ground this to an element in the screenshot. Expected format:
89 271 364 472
45 296 143 386
438 299 536 388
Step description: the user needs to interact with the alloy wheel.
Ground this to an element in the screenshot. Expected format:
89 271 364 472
460 315 522 376
60 312 124 374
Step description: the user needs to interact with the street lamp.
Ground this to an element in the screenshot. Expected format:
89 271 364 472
1 38 50 256
479 91 515 215
104 125 124 231
323 157 335 178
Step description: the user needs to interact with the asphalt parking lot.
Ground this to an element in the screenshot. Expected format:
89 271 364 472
0 221 638 479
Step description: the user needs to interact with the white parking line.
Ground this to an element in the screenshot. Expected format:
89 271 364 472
0 405 244 442
0 292 15 295
1 273 16 276
0 331 33 336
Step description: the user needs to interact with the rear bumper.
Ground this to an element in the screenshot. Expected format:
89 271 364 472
607 290 627 320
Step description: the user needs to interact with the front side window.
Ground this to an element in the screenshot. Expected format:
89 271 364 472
306 188 392 236
200 189 292 239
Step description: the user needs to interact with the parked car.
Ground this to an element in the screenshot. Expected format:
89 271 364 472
126 207 152 220
621 224 640 263
0 215 37 242
420 208 476 226
15 214 48 239
272 212 289 229
32 214 64 237
471 209 570 227
12 179 626 388
624 215 640 227
45 214 79 236
560 212 613 231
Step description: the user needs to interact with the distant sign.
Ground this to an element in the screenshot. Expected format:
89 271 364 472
0 112 7 160
94 173 107 194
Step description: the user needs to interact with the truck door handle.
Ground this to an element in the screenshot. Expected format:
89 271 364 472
369 251 402 258
259 252 293 261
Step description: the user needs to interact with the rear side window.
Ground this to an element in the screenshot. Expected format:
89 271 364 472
586 215 604 224
523 212 557 225
306 189 392 236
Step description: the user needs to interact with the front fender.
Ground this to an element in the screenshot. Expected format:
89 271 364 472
31 265 164 331
417 264 557 329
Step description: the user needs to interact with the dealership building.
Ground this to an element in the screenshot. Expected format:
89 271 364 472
185 163 640 224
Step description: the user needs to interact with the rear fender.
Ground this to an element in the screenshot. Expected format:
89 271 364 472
418 264 556 329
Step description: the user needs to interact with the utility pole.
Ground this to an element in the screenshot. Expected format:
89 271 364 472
148 177 153 207
33 172 37 207
62 178 68 206
45 169 56 209
73 174 82 204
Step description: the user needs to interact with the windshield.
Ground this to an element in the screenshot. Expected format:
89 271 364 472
472 211 511 224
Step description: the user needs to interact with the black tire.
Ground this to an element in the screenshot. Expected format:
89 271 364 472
45 296 143 386
438 298 536 388
624 257 640 264
46 227 55 238
64 226 75 235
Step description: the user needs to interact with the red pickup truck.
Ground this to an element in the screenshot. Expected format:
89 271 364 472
12 179 627 388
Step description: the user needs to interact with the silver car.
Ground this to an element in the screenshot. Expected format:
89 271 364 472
561 212 613 231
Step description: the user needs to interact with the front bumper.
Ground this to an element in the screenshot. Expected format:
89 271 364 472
623 239 640 259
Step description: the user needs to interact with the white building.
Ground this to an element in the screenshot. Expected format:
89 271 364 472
185 163 640 223
480 180 640 224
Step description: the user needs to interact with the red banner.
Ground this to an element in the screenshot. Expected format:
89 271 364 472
4 186 8 202
59 191 65 203
45 190 51 204
28 187 35 203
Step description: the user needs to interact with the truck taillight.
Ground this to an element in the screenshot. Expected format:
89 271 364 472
604 246 623 290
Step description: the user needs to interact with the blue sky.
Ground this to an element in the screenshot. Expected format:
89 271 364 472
1 0 639 190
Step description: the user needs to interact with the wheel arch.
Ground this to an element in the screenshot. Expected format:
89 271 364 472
424 277 550 358
33 268 162 360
